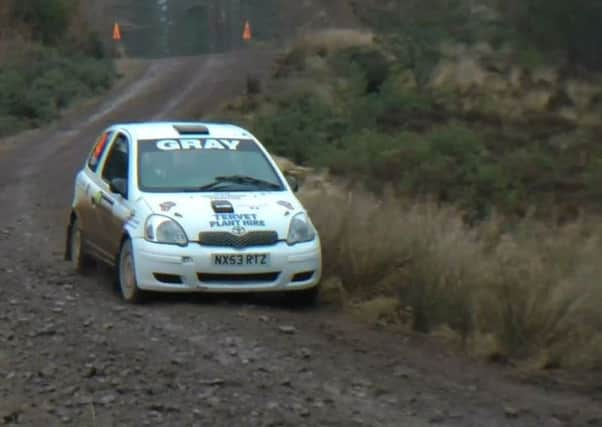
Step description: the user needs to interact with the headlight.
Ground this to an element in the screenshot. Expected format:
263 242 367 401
145 215 188 246
287 212 316 245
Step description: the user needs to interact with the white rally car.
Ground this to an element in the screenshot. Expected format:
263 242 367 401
65 122 322 303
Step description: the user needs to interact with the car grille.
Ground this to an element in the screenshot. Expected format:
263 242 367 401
198 231 279 248
198 272 280 283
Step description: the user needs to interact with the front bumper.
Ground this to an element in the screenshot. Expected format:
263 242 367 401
132 237 322 293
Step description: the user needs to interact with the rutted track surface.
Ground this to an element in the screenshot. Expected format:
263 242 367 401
0 51 601 427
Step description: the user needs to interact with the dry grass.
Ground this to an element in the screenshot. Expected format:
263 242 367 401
274 29 374 78
301 186 602 370
297 29 374 53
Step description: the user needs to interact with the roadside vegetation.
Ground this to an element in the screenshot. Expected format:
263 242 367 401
0 0 115 137
303 187 602 370
218 0 602 370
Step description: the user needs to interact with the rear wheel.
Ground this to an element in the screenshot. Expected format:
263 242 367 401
69 218 94 274
118 239 144 304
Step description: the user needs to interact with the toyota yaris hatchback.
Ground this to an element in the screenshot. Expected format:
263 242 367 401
65 122 322 303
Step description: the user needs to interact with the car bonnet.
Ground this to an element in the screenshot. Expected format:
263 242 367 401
141 192 301 241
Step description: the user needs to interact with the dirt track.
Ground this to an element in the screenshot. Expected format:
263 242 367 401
1 50 601 427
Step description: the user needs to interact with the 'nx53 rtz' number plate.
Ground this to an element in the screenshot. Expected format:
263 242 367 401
213 254 270 266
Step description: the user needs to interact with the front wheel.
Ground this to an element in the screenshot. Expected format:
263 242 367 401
118 239 144 304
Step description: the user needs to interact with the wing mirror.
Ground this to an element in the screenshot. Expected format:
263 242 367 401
109 178 128 198
286 175 299 193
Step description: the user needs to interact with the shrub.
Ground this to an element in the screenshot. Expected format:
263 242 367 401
280 122 504 218
246 75 262 96
0 69 27 116
0 0 114 137
345 77 438 131
502 0 602 70
331 46 391 94
248 74 602 219
253 92 345 164
302 187 602 369
274 29 374 78
0 115 25 138
0 44 115 137
11 0 72 45
229 23 602 220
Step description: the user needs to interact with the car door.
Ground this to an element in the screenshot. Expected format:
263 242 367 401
97 131 135 262
77 130 115 259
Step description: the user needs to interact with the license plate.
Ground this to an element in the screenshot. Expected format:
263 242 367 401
212 254 270 266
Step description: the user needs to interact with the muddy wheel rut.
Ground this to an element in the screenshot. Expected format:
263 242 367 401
0 51 601 427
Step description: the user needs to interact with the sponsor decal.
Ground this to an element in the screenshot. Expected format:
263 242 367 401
160 201 176 212
155 139 242 151
277 200 295 210
210 213 266 228
93 191 103 205
237 204 263 211
209 194 243 200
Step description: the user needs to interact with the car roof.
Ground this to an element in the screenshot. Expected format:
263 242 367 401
109 122 255 141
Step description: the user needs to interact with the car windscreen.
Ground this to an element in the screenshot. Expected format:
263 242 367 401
137 138 285 193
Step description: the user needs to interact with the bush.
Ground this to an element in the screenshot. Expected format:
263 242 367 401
0 0 114 137
502 0 602 70
356 0 602 72
248 69 602 219
344 75 438 131
318 125 506 218
246 75 262 96
274 29 374 78
302 187 602 369
224 23 602 220
0 45 115 137
332 46 391 94
11 0 72 45
253 92 345 164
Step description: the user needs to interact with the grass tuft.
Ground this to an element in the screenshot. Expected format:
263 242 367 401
275 29 374 77
301 187 602 369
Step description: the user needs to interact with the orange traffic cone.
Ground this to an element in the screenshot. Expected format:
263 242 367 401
112 22 122 41
242 20 252 41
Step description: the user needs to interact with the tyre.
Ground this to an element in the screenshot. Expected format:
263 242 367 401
118 239 144 304
69 218 94 274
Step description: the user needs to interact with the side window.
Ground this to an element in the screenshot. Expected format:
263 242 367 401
101 133 130 196
88 131 113 172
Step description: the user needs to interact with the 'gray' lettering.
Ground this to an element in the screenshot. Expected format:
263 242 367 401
180 139 203 150
156 140 180 151
204 139 225 150
220 140 241 150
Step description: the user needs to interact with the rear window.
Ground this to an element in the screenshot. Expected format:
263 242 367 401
88 132 112 172
137 138 284 193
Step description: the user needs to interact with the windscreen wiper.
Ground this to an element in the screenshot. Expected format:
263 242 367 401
197 175 281 191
